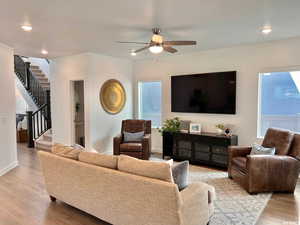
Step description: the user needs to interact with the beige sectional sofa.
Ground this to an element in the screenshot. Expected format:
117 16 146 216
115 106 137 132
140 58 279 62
39 150 215 225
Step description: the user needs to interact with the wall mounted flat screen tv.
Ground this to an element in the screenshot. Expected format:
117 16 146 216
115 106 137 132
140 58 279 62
171 71 236 114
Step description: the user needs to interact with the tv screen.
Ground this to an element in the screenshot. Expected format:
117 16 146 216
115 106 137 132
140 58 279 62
171 71 236 114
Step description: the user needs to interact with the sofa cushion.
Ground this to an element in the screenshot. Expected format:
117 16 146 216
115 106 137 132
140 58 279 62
262 128 294 155
122 120 145 133
52 143 82 160
231 157 247 173
72 144 85 150
79 152 118 169
172 161 189 191
289 133 300 160
123 131 144 142
118 155 174 182
120 143 142 151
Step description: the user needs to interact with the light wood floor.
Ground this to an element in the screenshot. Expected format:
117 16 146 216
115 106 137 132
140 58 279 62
0 144 299 225
0 144 110 225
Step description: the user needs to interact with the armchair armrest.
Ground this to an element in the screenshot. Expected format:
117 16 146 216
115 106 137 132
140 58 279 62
228 146 252 178
181 182 215 225
247 155 300 193
113 134 122 155
142 134 151 160
228 146 252 158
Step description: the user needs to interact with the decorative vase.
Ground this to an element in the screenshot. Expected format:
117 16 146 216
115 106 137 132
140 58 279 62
217 128 223 135
225 128 230 136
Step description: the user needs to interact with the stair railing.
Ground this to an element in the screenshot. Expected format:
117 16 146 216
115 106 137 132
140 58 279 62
14 55 47 107
14 55 51 147
26 90 51 147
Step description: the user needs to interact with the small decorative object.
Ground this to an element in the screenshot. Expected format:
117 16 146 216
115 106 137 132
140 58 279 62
158 117 181 135
100 79 126 114
189 123 202 133
179 120 191 133
225 128 231 136
215 124 225 135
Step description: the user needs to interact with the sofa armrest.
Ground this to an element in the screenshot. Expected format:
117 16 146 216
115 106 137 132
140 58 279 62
142 134 151 160
228 146 252 178
113 134 122 155
181 182 215 225
247 155 300 193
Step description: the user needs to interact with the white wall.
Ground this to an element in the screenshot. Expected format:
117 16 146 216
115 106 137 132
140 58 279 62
15 85 29 114
15 77 37 114
0 43 18 175
133 37 300 151
51 53 133 153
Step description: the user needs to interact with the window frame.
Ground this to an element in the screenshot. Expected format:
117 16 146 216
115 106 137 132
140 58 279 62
137 80 163 129
257 67 300 138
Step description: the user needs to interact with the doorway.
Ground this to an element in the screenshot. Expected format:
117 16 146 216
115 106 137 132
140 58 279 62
71 80 85 147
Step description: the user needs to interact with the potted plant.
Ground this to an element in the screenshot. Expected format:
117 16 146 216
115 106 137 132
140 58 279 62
158 117 181 134
158 117 181 158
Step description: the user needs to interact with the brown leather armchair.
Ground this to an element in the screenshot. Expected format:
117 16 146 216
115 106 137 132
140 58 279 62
113 120 151 160
228 128 300 194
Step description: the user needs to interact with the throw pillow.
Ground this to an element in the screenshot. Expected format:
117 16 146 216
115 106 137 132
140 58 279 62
250 143 275 155
123 131 144 142
72 144 86 150
172 161 189 191
79 152 118 169
52 143 82 160
118 155 174 182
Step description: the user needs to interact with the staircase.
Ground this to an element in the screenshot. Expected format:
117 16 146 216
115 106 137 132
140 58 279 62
14 55 53 150
30 64 52 151
35 129 53 151
30 65 50 89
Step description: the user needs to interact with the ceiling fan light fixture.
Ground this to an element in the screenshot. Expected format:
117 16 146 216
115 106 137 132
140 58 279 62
149 45 163 54
151 34 163 44
130 50 136 56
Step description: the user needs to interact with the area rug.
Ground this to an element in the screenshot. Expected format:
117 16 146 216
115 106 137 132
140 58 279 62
188 165 271 225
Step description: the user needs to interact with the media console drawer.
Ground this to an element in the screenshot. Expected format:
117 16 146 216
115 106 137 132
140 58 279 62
163 131 238 168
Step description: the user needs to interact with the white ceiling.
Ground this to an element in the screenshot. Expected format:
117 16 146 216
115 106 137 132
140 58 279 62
1 0 300 59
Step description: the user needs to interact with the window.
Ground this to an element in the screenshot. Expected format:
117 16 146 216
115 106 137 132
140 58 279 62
138 81 162 128
258 71 300 137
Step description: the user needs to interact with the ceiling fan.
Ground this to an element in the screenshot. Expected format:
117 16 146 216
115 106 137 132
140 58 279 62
118 28 197 55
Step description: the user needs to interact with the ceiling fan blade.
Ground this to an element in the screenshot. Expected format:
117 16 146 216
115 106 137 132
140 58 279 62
134 45 150 53
163 41 196 46
163 46 178 53
117 41 149 45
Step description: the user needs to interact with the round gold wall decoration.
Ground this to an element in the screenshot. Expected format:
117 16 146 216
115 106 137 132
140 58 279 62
100 79 126 114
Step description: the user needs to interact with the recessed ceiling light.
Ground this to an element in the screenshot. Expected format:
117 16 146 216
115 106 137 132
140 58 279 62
131 50 136 56
21 25 32 32
261 26 272 34
41 49 48 55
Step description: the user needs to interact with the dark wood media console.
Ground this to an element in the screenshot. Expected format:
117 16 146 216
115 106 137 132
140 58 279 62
163 132 238 168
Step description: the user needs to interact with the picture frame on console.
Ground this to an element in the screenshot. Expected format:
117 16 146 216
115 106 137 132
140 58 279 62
179 120 191 133
189 123 201 133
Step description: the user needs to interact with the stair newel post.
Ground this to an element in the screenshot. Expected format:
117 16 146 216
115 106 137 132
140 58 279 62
26 111 34 148
45 90 52 129
25 62 31 90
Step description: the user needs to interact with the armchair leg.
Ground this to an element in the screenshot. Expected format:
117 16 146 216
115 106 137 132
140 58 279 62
50 196 56 202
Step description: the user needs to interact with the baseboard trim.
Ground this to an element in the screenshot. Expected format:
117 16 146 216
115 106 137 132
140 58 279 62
0 161 18 176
